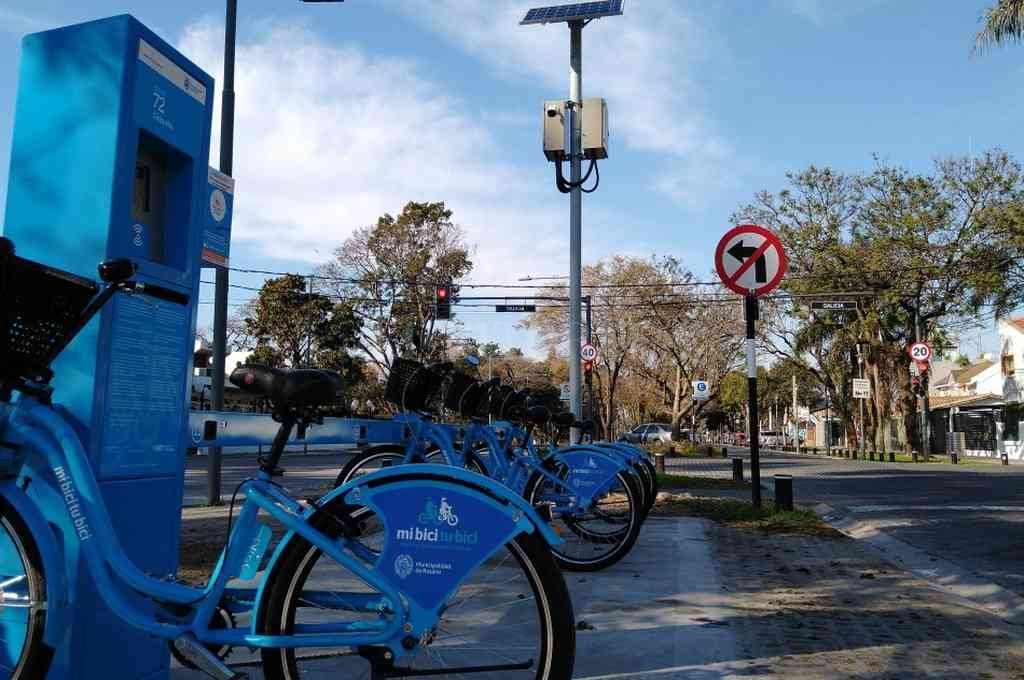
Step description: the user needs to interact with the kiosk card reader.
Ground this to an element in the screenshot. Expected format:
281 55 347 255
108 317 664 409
2 15 215 679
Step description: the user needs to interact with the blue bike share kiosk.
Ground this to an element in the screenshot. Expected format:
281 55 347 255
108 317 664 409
3 15 217 678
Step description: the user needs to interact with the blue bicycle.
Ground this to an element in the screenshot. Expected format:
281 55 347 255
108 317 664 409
0 240 575 679
337 362 645 572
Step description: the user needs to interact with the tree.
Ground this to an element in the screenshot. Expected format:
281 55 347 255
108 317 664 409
976 0 1024 52
241 274 364 396
319 201 473 375
734 152 1024 452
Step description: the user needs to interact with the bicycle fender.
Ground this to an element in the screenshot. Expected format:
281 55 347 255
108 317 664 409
252 464 565 630
0 481 70 650
547 448 628 503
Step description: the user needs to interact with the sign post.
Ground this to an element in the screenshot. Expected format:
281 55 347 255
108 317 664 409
715 224 788 508
909 341 932 461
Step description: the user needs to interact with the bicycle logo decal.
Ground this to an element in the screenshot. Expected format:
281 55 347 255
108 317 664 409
418 497 460 527
394 554 414 580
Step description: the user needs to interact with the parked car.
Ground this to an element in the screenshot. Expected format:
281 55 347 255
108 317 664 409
761 431 785 449
619 423 674 445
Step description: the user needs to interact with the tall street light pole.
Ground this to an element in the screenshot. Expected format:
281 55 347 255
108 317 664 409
208 0 237 506
209 0 345 506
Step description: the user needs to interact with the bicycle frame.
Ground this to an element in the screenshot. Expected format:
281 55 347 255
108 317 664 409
3 393 416 651
1 394 562 666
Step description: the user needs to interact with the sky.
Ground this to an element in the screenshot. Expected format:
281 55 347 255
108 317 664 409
0 0 1019 360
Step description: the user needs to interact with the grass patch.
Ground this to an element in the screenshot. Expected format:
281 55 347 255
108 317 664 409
654 496 842 537
646 441 727 458
656 472 748 490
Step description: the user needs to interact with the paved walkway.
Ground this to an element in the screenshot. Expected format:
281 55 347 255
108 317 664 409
171 511 1024 678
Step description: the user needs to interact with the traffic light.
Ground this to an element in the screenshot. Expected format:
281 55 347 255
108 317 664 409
436 283 452 320
583 360 594 374
911 375 924 396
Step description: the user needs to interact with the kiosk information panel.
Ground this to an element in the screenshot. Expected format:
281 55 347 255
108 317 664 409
2 15 214 679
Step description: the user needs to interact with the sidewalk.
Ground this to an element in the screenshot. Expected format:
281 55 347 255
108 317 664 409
173 507 1024 678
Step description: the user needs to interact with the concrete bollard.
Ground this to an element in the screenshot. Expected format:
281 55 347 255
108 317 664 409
950 452 959 465
851 449 858 460
1002 452 1009 466
654 453 665 474
732 456 744 482
774 474 794 511
889 452 896 462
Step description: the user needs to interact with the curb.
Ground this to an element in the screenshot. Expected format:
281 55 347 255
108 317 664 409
812 502 1024 625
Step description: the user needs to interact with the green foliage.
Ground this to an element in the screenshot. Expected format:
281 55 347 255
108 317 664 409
976 0 1024 52
320 201 473 372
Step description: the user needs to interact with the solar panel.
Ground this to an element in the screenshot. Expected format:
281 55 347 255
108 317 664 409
521 0 624 25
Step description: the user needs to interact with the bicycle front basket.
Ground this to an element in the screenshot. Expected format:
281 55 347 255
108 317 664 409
384 358 443 412
443 371 480 417
2 254 99 384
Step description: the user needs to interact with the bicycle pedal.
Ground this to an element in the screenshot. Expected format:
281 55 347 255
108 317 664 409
172 634 247 680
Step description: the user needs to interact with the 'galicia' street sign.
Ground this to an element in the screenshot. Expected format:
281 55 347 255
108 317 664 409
810 301 857 311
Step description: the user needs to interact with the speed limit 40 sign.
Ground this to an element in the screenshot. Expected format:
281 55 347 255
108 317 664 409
581 343 598 362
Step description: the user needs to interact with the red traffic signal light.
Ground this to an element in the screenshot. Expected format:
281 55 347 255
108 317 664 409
436 283 453 319
583 360 593 373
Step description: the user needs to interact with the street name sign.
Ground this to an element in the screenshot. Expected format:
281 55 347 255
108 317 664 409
852 378 871 399
715 224 788 297
810 301 857 312
692 380 710 401
581 343 598 362
495 304 537 312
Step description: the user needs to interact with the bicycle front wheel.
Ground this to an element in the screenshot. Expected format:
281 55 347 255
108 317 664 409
257 491 575 680
0 497 50 678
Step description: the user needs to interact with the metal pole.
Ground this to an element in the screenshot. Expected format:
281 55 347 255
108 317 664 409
208 0 237 506
792 373 799 454
568 21 583 443
915 305 931 460
858 346 866 455
826 394 831 457
745 295 761 508
585 295 593 428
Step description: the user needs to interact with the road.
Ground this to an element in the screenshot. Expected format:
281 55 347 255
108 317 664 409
668 449 1024 599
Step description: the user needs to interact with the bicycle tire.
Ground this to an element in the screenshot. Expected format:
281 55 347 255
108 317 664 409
335 449 488 489
525 467 643 572
0 496 52 679
256 476 575 680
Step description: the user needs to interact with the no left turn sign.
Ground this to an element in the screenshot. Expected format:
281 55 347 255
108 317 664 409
715 224 788 297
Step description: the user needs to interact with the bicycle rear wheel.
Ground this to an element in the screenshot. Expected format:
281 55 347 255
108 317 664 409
0 498 51 678
257 485 575 680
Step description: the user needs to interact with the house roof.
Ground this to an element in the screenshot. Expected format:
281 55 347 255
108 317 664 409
950 360 995 385
928 393 1004 410
1008 318 1024 334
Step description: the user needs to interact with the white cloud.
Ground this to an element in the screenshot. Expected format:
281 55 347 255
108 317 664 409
176 17 568 284
0 8 50 36
390 0 731 206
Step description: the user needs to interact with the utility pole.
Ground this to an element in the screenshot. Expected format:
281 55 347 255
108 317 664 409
208 0 237 506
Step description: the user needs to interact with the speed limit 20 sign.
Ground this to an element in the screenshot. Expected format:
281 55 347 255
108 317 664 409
909 342 932 363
